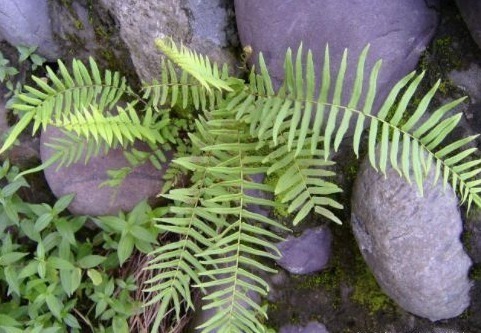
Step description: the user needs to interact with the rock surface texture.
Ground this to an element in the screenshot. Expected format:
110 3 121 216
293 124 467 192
40 127 167 216
279 321 329 333
48 0 138 84
0 0 60 60
235 0 439 109
455 0 481 50
275 226 332 275
96 0 238 82
351 154 472 321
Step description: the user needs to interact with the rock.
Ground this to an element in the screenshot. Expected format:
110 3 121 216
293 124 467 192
48 0 139 85
449 63 481 104
0 0 60 60
95 0 239 83
455 0 481 50
40 127 168 216
275 226 332 275
351 150 472 321
235 0 439 109
279 322 329 333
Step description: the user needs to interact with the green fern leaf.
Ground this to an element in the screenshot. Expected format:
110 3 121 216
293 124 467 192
155 38 233 93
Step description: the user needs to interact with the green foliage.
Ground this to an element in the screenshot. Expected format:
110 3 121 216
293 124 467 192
2 37 481 333
0 160 148 332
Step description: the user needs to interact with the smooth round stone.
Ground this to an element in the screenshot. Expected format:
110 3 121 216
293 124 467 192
40 127 168 216
275 226 332 275
0 0 60 60
351 152 472 321
235 0 439 109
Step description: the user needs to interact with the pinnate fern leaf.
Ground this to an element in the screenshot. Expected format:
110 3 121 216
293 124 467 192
234 43 481 212
155 38 234 93
0 57 133 154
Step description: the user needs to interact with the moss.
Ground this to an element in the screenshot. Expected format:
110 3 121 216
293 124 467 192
469 264 481 281
351 266 395 315
73 19 84 31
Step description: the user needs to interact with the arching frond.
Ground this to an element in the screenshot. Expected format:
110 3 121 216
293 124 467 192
235 44 481 212
155 38 235 93
53 104 167 146
141 58 227 112
0 57 132 154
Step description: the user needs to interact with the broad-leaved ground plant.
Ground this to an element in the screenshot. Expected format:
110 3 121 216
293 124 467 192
1 38 481 332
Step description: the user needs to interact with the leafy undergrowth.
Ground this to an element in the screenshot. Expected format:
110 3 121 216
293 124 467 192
0 160 179 333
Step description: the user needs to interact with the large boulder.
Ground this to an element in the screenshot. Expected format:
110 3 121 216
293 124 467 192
0 0 60 60
455 0 481 50
40 127 168 216
235 0 439 109
93 0 239 83
351 151 472 321
48 0 139 85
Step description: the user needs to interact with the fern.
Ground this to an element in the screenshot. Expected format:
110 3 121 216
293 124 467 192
265 135 343 225
142 58 229 112
230 44 481 213
5 37 481 333
0 57 136 154
154 38 235 93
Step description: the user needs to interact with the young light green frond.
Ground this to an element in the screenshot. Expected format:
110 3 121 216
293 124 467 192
155 38 233 93
0 58 131 154
53 104 167 146
141 58 226 112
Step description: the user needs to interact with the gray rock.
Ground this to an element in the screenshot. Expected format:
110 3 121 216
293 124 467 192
351 151 472 321
279 321 329 333
40 127 168 216
449 63 481 104
48 0 139 85
456 0 481 50
0 0 60 60
96 0 238 82
276 226 332 274
235 0 439 110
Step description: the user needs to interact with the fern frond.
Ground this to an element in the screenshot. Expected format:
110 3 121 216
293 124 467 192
143 174 220 332
53 104 167 146
265 134 343 225
155 105 287 332
236 44 481 211
192 110 285 333
0 57 132 154
155 38 234 93
141 58 226 112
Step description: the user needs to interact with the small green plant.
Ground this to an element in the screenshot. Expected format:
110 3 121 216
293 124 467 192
0 160 159 332
1 38 481 332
